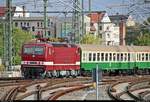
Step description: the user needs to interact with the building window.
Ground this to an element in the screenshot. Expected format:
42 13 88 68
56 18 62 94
41 22 43 27
48 31 51 36
99 26 102 30
37 22 39 27
24 22 26 26
32 26 35 31
37 31 40 35
27 22 29 26
48 19 50 27
15 22 18 27
51 22 53 26
107 34 110 38
20 22 22 27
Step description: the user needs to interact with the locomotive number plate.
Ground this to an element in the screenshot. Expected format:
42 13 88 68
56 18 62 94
30 61 37 64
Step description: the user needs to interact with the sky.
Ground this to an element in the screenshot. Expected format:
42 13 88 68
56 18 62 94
0 0 130 15
0 0 149 22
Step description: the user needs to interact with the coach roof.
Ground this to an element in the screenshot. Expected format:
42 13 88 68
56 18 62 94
79 44 150 52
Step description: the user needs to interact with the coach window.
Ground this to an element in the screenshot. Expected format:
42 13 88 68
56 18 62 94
89 53 92 61
93 53 96 61
121 53 123 61
117 53 120 61
113 53 116 61
105 53 108 61
83 53 86 61
146 53 148 61
124 53 127 61
142 53 145 61
128 53 130 61
139 53 141 61
97 53 100 61
149 53 150 61
101 53 104 61
136 53 139 61
109 53 112 61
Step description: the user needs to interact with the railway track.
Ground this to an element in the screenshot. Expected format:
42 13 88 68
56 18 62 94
1 75 150 100
107 76 150 101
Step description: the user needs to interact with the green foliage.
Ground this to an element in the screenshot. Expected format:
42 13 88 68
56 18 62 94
80 34 102 44
126 17 150 46
0 64 4 71
134 33 150 46
12 28 33 64
0 24 33 65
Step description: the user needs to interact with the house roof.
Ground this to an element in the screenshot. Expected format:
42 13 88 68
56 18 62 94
0 7 5 17
13 16 57 21
109 14 129 22
87 12 105 23
0 6 17 17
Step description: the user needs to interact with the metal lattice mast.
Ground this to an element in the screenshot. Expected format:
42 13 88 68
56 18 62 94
4 0 13 71
81 0 84 39
72 0 82 44
43 0 48 38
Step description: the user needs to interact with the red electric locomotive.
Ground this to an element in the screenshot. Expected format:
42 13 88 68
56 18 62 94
21 41 80 78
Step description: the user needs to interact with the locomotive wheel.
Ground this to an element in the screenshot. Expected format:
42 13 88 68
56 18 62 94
66 71 70 78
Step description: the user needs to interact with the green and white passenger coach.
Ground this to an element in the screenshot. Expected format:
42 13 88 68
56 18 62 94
80 45 150 75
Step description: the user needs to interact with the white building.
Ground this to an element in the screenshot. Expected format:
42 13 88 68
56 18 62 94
88 12 120 45
14 6 30 17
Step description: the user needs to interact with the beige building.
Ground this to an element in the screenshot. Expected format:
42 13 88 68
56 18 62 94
13 17 57 38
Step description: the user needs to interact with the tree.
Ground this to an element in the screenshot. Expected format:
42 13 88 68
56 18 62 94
80 34 102 44
126 17 150 46
134 32 150 46
0 24 33 65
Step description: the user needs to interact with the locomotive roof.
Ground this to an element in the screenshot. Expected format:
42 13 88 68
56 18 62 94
24 42 78 47
79 44 150 52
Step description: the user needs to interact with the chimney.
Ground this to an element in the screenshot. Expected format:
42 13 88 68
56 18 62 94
22 6 25 17
119 18 126 45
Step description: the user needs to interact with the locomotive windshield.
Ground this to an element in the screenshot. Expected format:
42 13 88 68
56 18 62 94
23 46 44 55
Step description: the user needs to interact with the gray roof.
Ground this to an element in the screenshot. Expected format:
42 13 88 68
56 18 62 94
79 44 150 52
13 17 57 21
109 15 129 22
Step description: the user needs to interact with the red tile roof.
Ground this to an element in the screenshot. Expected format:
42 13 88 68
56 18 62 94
0 7 5 17
88 12 105 23
0 6 16 17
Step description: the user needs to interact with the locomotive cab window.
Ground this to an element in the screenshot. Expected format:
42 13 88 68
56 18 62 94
24 46 44 55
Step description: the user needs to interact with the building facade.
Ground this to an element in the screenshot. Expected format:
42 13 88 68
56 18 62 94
13 17 57 38
88 12 120 45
